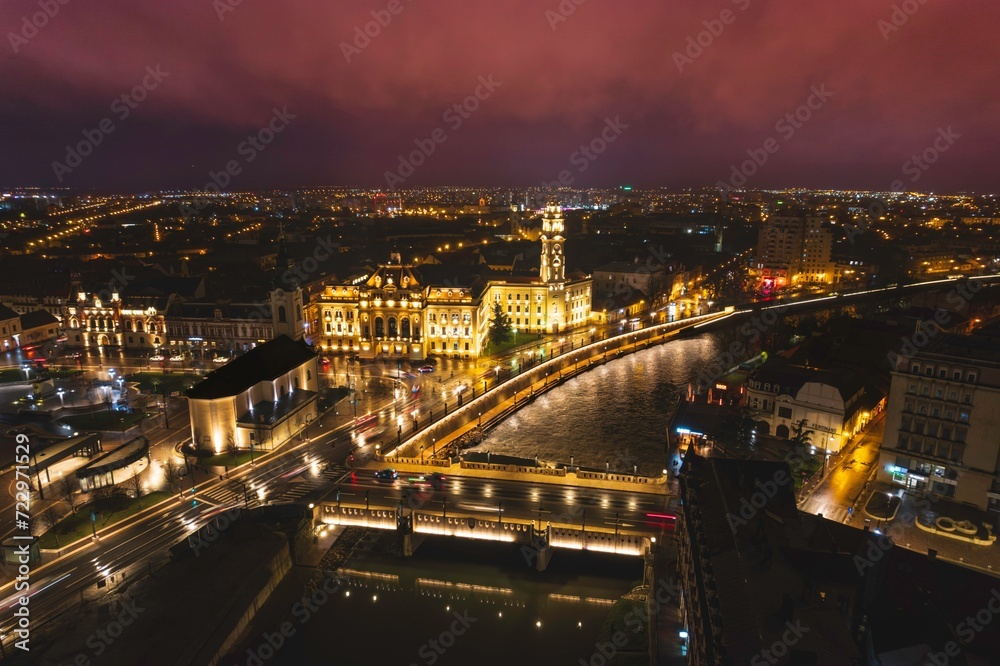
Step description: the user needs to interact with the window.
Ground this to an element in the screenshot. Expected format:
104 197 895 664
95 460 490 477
904 400 914 412
968 372 977 383
908 383 916 393
897 435 909 450
778 406 792 418
963 394 972 404
932 407 940 418
911 364 919 373
946 410 954 419
507 306 512 313
953 370 962 381
938 369 947 378
921 387 930 396
949 391 958 401
935 389 943 398
925 367 933 376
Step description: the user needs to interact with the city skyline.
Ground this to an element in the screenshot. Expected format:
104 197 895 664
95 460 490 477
1 0 997 192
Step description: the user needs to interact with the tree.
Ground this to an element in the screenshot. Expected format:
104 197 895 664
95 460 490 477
58 475 79 513
720 407 757 455
40 505 63 547
227 431 239 465
163 460 182 489
126 470 144 507
487 301 512 349
790 418 813 449
788 418 816 479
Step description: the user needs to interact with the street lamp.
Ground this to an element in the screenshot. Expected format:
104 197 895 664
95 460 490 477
57 388 65 407
22 365 30 380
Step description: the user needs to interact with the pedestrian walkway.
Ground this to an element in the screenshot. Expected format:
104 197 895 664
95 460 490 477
849 485 1000 576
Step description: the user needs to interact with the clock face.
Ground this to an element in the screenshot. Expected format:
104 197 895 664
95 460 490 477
553 244 562 254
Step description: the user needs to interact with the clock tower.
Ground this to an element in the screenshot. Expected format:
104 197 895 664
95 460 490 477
540 205 565 286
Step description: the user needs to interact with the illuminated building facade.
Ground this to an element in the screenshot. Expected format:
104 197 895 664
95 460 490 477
305 205 592 361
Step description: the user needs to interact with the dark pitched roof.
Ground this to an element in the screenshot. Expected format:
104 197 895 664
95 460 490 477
0 303 19 321
19 309 59 329
186 335 315 399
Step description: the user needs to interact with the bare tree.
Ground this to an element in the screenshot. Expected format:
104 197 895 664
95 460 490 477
58 475 79 513
226 431 239 465
40 505 63 547
126 470 144 507
163 460 182 489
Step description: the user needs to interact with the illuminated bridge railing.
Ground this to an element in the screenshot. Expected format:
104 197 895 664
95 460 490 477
318 503 651 557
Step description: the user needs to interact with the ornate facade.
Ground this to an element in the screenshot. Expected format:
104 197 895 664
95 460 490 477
305 205 592 361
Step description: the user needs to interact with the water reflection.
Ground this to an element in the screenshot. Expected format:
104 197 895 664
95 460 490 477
273 535 642 666
478 335 723 475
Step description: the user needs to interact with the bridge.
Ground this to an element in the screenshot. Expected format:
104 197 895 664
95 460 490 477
314 472 676 571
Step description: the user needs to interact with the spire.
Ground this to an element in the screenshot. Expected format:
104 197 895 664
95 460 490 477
276 221 290 270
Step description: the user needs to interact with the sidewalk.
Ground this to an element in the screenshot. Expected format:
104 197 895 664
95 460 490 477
798 413 886 508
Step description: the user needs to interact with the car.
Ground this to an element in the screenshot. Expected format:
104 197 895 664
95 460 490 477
170 355 184 362
149 355 165 362
418 365 435 373
213 356 228 364
427 472 446 489
374 468 398 482
320 357 331 366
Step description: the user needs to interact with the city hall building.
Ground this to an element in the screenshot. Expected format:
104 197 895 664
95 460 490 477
304 205 592 361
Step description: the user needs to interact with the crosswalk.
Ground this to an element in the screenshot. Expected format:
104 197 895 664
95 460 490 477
191 464 348 508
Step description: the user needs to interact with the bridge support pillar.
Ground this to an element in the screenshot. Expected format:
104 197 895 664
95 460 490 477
531 525 554 572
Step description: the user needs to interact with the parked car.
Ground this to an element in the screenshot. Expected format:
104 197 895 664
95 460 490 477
212 356 228 364
374 468 398 482
170 355 184 362
418 365 435 373
149 355 165 362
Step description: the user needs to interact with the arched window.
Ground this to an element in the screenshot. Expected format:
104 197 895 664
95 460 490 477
124 320 133 332
137 320 145 332
374 317 384 337
278 306 287 323
388 317 397 337
294 377 300 389
401 318 411 338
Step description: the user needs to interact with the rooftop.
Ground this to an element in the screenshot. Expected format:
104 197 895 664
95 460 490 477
186 335 315 400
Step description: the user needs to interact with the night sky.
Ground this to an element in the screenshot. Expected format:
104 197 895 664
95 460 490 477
1 0 997 192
